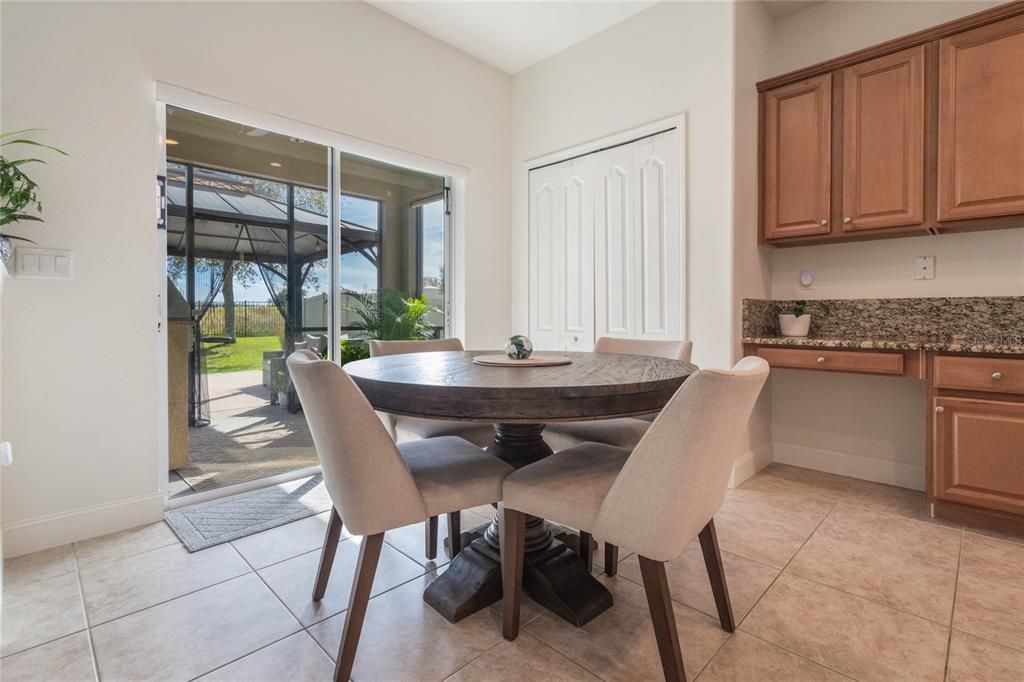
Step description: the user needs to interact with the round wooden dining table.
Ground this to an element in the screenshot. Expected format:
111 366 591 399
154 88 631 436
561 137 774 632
345 350 697 626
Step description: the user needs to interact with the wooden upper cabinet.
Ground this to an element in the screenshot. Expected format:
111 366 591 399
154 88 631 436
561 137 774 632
841 46 925 231
938 14 1024 221
763 75 832 240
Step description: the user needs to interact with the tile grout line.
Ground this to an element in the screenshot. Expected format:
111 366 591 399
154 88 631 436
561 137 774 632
942 528 966 680
738 630 860 681
71 543 102 682
184 542 311 681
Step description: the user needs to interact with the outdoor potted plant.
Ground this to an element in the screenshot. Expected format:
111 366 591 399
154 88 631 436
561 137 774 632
778 300 830 337
0 129 67 265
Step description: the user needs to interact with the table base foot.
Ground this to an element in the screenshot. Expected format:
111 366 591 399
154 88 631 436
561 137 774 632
423 535 613 626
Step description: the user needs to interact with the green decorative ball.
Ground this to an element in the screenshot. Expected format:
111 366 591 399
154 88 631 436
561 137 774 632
504 335 534 360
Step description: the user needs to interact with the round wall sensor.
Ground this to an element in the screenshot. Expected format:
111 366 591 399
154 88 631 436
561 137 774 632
799 271 815 288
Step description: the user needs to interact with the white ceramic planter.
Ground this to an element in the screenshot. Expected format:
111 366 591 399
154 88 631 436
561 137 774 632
779 314 811 337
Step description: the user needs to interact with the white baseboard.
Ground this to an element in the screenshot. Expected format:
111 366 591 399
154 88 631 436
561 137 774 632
728 443 773 488
2 491 164 559
773 441 925 491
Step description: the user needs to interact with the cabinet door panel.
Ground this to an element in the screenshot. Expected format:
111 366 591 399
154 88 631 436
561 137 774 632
594 145 635 338
634 131 683 340
763 75 832 239
842 46 925 231
938 15 1024 221
560 158 594 351
528 165 561 350
933 397 1024 515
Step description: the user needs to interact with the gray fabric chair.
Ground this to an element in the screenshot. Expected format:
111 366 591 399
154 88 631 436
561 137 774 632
500 357 769 682
287 350 513 682
544 336 694 575
369 338 496 560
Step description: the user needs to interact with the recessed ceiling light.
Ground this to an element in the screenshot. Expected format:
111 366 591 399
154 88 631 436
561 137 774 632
269 161 283 168
165 138 179 145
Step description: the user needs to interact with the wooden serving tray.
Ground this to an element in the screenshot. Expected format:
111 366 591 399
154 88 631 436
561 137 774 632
472 354 572 367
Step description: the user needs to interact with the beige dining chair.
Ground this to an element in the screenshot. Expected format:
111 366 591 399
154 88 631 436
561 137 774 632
500 357 769 682
544 336 693 574
287 350 513 682
369 338 496 561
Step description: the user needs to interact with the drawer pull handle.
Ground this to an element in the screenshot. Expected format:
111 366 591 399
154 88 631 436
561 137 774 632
992 372 1003 381
817 356 826 364
935 406 945 414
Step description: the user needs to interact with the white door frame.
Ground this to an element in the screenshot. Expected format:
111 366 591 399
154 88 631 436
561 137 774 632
154 83 468 506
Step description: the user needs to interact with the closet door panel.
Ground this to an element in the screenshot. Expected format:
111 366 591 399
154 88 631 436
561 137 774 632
594 144 635 339
635 131 683 340
528 165 562 350
560 158 594 351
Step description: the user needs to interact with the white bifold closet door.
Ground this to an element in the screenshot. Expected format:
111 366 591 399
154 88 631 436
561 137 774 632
529 128 682 351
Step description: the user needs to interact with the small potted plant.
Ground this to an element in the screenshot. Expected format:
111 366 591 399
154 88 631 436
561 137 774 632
778 300 829 337
0 129 67 265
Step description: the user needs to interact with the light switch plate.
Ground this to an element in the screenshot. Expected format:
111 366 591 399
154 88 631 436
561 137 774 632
915 256 935 280
15 247 73 279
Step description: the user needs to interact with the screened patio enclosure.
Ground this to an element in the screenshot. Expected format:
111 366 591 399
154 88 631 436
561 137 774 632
162 105 449 497
165 162 381 421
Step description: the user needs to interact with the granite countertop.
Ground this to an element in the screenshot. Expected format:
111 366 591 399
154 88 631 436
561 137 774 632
742 335 1024 355
742 297 1024 356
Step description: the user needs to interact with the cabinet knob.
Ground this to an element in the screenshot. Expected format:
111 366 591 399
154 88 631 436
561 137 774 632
817 356 826 364
572 335 579 344
935 406 945 414
843 217 852 224
819 219 828 226
992 372 1003 381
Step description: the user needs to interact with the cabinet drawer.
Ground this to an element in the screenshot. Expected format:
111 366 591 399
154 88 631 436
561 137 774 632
756 347 904 375
934 355 1024 395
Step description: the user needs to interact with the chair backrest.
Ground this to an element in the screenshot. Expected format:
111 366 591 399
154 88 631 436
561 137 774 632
287 350 427 535
593 356 769 561
369 337 464 357
593 336 693 363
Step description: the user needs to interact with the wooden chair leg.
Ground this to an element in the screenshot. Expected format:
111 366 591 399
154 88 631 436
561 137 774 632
578 531 594 573
334 533 384 682
424 515 438 560
447 511 462 557
500 506 526 641
604 543 619 576
313 508 343 601
698 519 735 632
638 556 686 682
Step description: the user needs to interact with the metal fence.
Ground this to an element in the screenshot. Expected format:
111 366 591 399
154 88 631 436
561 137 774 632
200 302 284 338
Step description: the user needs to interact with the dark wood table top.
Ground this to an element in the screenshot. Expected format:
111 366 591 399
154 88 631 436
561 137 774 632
344 350 697 423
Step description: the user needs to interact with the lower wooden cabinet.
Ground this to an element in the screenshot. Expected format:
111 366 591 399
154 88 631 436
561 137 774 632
932 396 1024 516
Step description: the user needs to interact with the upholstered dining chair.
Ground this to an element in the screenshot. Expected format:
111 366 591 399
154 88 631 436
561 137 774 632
287 350 513 682
544 336 693 575
500 357 769 682
369 338 496 561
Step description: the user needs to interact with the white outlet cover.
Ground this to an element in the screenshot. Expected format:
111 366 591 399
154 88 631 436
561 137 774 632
799 271 815 289
915 256 935 281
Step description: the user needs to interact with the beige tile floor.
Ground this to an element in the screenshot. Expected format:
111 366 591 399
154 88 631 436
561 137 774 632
3 464 1023 681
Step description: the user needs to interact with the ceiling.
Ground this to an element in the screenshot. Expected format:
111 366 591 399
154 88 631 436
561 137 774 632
366 1 658 74
367 1 823 75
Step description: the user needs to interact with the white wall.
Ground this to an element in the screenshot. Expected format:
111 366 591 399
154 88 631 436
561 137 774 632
765 0 1024 489
0 1 513 556
512 1 737 370
511 1 775 479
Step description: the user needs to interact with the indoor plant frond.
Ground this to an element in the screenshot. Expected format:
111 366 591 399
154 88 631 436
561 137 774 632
0 129 68 241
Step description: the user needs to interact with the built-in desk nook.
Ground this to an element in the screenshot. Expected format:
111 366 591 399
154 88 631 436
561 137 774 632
744 297 1024 535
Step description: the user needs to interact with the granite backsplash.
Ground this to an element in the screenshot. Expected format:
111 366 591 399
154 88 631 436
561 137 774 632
742 297 1024 345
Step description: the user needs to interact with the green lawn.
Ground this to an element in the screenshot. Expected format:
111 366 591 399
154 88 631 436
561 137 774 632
201 336 280 374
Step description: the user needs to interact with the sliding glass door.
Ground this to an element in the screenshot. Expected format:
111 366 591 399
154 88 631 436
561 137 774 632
336 152 448 362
